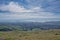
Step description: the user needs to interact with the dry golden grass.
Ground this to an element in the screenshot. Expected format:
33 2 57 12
0 29 60 40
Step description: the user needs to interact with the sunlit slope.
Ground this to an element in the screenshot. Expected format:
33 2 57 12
0 29 60 40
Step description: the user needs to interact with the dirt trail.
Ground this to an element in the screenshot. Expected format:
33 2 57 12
0 38 4 40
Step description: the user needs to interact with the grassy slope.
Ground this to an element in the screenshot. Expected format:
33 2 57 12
0 29 60 40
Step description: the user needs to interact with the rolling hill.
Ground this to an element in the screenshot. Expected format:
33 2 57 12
0 21 60 31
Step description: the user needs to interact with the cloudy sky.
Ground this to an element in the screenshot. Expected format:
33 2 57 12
0 0 60 22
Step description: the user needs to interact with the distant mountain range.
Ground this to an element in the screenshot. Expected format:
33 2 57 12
0 21 60 31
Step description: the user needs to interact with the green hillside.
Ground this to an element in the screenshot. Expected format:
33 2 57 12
0 29 60 40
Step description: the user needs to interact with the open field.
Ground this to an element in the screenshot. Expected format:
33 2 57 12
0 29 60 40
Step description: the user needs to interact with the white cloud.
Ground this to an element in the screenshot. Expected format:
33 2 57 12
0 1 60 22
0 12 60 22
0 1 45 12
0 2 34 12
0 1 59 19
0 12 59 19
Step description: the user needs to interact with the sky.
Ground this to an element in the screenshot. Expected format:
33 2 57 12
0 0 60 22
